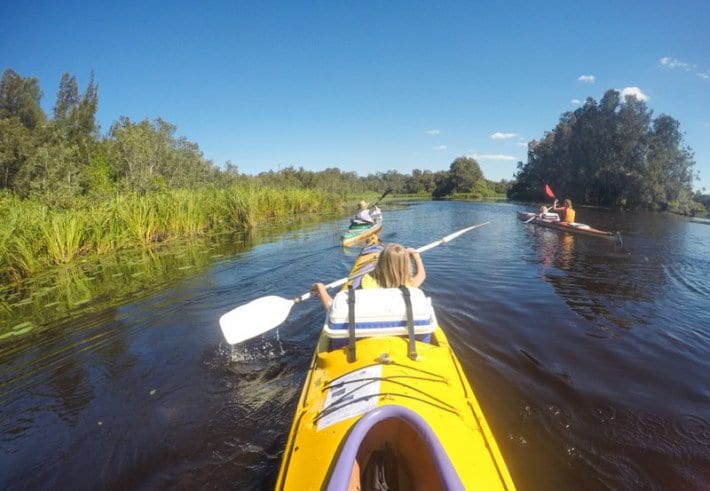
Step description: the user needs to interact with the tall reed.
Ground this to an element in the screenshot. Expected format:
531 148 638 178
83 200 131 254
41 211 86 264
117 193 162 245
0 185 346 284
214 185 260 229
0 195 44 280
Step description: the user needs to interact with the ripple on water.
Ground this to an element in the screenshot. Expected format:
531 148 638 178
663 258 710 298
586 404 710 487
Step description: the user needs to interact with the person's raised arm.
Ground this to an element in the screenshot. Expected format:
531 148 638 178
407 248 426 287
310 282 332 310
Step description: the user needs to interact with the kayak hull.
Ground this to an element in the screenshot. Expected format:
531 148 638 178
517 210 621 242
341 217 383 247
275 242 515 490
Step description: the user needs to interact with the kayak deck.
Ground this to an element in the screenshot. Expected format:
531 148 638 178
275 240 515 490
276 330 515 490
517 210 621 243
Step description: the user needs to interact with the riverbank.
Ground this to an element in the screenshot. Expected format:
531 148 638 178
0 186 346 285
0 208 347 342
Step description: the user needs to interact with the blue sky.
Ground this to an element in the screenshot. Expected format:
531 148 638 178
2 0 709 192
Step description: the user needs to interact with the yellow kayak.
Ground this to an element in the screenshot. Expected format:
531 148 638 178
275 241 516 490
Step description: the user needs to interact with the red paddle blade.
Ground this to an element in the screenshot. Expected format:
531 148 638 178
544 184 555 198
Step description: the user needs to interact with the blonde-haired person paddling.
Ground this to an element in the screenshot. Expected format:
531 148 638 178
551 198 576 223
311 243 425 310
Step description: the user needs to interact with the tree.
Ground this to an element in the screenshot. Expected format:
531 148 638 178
448 156 483 193
0 70 46 192
0 118 34 190
107 117 215 194
432 170 454 198
50 73 101 197
378 170 407 194
508 89 696 211
53 73 80 122
0 69 45 130
645 115 695 210
405 169 436 194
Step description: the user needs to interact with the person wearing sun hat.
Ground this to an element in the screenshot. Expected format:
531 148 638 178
353 200 380 224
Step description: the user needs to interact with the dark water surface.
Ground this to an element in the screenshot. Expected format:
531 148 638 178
2 201 709 490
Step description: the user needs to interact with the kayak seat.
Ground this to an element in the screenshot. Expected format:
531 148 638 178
324 288 436 347
325 405 464 491
542 212 560 220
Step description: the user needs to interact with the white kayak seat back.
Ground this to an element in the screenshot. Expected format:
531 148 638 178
542 212 560 220
351 219 373 226
324 287 437 339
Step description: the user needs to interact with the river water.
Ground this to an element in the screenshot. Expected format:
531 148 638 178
1 201 709 490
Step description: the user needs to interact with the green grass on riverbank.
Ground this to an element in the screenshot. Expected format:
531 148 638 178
0 186 346 284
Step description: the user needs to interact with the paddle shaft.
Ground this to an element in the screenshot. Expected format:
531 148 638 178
371 188 392 208
296 222 490 303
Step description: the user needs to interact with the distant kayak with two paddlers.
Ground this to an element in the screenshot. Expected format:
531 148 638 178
517 210 622 244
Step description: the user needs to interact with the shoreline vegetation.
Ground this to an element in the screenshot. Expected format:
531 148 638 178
1 185 353 341
0 189 702 342
2 70 708 307
0 186 345 285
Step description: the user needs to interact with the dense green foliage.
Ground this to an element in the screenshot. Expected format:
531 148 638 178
508 89 703 214
0 68 508 202
0 68 513 282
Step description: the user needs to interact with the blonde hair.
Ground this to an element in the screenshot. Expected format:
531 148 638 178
371 244 412 288
563 199 573 208
358 200 368 210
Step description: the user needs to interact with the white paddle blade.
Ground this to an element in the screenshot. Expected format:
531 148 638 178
219 295 294 344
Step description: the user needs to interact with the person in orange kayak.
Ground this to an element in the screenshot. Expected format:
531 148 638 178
311 243 426 310
551 198 576 222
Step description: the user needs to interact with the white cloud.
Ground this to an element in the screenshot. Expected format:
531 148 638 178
469 153 517 162
425 129 440 135
433 145 447 151
620 86 649 102
659 57 694 71
659 57 709 82
571 98 581 105
578 75 595 83
490 132 517 140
